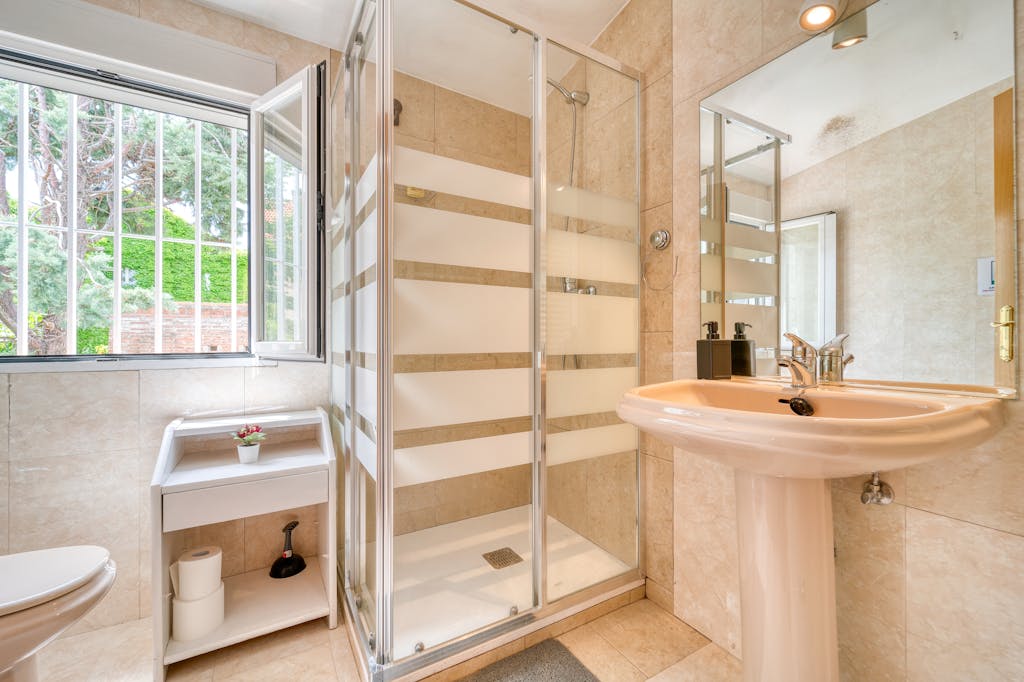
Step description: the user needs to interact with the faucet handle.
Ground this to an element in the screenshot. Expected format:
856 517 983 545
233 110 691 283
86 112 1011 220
784 332 816 361
820 333 850 355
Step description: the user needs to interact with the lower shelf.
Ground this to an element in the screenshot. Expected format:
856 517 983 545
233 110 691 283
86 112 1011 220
164 556 328 664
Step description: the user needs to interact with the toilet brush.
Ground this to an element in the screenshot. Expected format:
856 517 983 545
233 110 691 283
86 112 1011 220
269 521 306 579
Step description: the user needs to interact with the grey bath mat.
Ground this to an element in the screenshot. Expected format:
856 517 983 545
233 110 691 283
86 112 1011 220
460 639 599 682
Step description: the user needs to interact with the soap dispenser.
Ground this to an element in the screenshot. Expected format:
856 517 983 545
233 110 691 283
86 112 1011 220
731 322 756 377
697 321 732 380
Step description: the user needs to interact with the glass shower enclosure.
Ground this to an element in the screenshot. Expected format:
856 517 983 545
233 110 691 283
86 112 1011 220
330 1 642 678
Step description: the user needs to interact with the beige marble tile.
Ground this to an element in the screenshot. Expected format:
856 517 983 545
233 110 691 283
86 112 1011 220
241 20 330 84
434 85 520 170
906 508 1024 681
832 487 905 633
139 0 245 47
328 623 363 681
242 505 320 572
557 623 646 682
39 615 152 681
10 371 139 459
645 577 673 613
672 0 762 106
837 605 906 682
642 74 673 211
585 450 639 565
9 450 140 632
83 0 141 14
183 519 246 578
642 203 675 333
648 642 742 682
244 362 329 415
219 643 336 682
642 331 673 384
394 71 436 145
593 0 672 90
589 599 710 677
904 400 1024 536
673 448 741 658
644 454 674 587
0 462 8 555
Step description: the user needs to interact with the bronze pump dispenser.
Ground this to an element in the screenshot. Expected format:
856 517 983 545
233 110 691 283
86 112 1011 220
697 321 733 380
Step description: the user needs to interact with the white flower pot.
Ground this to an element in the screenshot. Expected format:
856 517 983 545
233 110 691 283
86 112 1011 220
237 444 260 464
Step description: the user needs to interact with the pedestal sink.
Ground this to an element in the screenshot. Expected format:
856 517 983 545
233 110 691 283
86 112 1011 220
617 378 1006 682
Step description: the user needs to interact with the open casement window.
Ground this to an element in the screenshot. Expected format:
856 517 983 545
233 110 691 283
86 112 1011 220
250 63 326 360
779 211 837 350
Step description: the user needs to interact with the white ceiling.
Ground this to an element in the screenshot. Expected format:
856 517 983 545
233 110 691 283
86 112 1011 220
703 0 1014 184
193 0 628 52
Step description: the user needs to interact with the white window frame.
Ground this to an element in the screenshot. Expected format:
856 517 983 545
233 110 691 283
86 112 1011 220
779 211 837 350
249 64 325 361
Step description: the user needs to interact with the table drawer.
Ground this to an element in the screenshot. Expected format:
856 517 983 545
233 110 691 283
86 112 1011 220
163 470 328 531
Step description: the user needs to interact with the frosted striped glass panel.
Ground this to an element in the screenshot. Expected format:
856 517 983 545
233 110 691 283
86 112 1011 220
394 368 531 431
356 154 376 216
331 297 345 354
395 280 530 355
355 283 376 353
355 428 376 480
548 230 638 284
547 293 638 356
548 184 638 230
547 424 637 466
355 367 377 424
395 203 530 273
546 367 638 419
394 432 531 487
394 146 530 209
355 209 377 276
725 258 778 298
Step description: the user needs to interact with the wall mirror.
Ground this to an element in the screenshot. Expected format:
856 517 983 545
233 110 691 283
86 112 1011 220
698 0 1017 396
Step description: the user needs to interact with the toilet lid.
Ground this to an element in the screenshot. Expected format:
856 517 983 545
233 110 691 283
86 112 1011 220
0 545 111 617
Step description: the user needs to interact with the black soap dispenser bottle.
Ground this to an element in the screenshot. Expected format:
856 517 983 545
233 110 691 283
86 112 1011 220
697 321 733 380
731 322 756 377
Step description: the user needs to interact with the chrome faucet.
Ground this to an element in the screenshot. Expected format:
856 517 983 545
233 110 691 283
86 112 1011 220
777 332 817 388
818 334 855 384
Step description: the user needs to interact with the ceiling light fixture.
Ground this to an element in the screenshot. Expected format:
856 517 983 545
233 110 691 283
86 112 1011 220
798 0 848 33
832 11 867 49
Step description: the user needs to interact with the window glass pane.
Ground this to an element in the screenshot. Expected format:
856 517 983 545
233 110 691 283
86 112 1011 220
76 97 116 232
0 222 15 354
200 244 236 351
77 233 113 354
26 227 67 354
122 107 157 236
120 236 156 353
201 122 231 243
1 80 20 223
27 86 68 227
162 114 196 241
162 241 195 353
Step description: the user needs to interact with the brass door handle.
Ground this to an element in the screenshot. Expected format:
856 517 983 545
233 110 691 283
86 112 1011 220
991 305 1015 362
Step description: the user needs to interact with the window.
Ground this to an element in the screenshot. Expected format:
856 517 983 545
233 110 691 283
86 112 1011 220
0 56 325 362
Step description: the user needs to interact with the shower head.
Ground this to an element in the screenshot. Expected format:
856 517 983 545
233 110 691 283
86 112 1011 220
546 77 590 106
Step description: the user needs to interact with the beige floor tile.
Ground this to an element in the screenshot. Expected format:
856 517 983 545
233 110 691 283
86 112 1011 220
557 625 646 682
647 643 742 682
588 599 709 677
329 623 364 681
38 616 152 682
218 643 337 681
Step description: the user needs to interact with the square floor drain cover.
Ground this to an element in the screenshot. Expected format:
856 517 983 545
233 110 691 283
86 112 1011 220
482 547 523 569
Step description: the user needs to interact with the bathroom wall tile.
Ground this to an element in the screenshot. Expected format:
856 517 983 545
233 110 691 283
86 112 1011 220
394 72 436 146
837 606 906 682
184 519 246 578
673 448 742 658
0 375 8 462
241 20 331 83
642 203 675 333
671 101 702 355
832 487 906 638
434 86 520 173
244 362 329 415
243 505 320 572
139 0 245 47
672 0 762 105
0 463 8 555
10 371 139 459
589 598 710 677
906 509 1024 681
644 454 674 587
582 97 638 203
645 577 673 613
642 74 673 211
641 431 672 462
10 450 141 631
642 332 673 385
904 400 1024 537
83 0 141 15
648 642 742 682
833 468 905 503
585 450 639 565
557 623 647 682
592 0 672 90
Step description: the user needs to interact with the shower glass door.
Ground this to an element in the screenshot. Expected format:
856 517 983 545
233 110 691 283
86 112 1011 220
388 0 536 662
543 41 640 601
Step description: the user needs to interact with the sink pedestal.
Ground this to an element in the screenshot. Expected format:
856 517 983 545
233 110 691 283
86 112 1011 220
735 471 838 682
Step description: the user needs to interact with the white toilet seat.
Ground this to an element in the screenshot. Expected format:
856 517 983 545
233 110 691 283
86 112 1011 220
0 546 111 617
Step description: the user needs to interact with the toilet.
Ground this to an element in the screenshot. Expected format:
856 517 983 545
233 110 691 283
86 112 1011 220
0 546 116 682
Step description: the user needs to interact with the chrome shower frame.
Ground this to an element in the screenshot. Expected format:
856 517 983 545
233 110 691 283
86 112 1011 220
335 1 644 680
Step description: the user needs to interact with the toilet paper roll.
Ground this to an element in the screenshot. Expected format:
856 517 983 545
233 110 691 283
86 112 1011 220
170 546 222 601
172 581 225 642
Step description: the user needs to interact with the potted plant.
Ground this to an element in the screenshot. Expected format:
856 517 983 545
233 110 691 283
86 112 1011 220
233 424 266 464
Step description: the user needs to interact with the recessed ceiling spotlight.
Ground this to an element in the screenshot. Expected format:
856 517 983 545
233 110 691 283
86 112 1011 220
832 11 867 49
798 0 848 33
